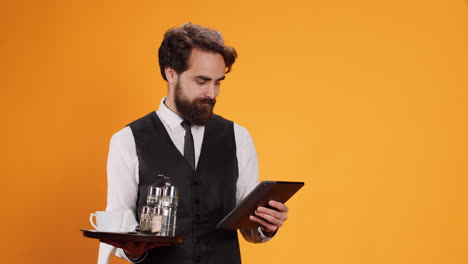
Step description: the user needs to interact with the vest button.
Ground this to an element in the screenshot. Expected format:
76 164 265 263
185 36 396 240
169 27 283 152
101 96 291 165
193 181 199 186
194 256 200 261
194 238 200 243
195 199 200 204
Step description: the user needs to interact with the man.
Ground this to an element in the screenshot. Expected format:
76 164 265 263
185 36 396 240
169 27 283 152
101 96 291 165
101 23 288 263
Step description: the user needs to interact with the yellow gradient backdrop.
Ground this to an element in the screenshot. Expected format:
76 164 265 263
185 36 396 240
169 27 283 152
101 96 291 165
1 0 467 263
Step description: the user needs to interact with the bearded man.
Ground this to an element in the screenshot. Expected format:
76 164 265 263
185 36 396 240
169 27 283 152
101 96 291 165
100 23 289 264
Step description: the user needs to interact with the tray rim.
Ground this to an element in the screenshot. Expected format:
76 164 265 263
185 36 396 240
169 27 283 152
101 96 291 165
81 229 185 244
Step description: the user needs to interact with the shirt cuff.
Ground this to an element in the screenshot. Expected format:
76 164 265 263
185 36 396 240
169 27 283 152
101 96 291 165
257 226 278 241
116 248 148 263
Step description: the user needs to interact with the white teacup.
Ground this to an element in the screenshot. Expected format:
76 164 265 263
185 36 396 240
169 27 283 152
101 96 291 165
89 211 124 232
89 210 138 232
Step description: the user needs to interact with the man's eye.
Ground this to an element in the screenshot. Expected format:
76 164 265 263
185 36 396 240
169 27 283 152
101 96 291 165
215 82 221 86
196 80 206 85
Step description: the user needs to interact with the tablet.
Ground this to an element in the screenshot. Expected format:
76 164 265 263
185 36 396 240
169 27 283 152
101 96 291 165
216 181 304 230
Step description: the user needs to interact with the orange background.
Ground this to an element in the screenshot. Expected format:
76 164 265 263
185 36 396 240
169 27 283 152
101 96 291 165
1 0 467 263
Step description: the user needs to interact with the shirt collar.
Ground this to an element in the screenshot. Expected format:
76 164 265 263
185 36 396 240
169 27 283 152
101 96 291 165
156 97 184 131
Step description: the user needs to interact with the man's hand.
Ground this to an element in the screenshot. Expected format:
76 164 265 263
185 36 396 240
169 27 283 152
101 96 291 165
249 200 288 236
100 240 170 260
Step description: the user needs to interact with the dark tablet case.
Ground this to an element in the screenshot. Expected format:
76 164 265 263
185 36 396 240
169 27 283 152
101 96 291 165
216 181 304 230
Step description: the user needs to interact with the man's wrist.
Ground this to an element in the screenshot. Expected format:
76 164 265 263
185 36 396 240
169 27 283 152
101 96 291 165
260 226 276 237
258 226 278 239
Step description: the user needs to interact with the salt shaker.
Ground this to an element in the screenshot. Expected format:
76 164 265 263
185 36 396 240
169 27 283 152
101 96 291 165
139 206 155 233
151 206 163 234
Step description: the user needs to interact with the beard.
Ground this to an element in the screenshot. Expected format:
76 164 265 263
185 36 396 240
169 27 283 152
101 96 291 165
174 81 216 126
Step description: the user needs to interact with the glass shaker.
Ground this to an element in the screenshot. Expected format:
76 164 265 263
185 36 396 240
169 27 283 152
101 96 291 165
151 206 163 234
146 185 164 234
161 185 179 236
147 185 163 207
139 206 154 233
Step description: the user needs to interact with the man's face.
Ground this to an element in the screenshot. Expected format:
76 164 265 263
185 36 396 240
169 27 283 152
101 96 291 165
174 49 226 126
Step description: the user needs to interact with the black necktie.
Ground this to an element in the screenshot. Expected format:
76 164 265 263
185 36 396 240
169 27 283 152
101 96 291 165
181 121 195 170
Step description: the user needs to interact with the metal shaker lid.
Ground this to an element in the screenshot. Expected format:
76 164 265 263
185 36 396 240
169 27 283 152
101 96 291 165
163 185 179 197
148 185 163 196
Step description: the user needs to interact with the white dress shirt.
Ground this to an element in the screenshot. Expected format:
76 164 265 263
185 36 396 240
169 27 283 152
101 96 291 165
101 98 271 263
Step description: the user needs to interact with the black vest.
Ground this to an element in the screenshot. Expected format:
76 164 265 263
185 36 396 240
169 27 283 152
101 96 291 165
128 112 241 264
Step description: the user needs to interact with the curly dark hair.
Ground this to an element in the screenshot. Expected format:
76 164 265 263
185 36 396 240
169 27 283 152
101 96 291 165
158 23 238 81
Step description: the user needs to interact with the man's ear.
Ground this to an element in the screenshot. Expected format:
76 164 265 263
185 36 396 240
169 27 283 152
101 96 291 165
165 67 178 84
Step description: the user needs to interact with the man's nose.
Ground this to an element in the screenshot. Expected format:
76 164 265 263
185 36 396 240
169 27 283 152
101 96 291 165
204 83 217 99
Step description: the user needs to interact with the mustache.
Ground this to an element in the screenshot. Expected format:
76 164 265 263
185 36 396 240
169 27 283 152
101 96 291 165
195 98 216 106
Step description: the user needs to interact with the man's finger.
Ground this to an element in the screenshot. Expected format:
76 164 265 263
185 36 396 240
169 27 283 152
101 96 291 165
256 206 282 219
146 243 171 249
254 210 283 226
269 200 289 212
249 215 278 233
